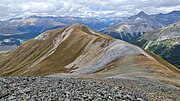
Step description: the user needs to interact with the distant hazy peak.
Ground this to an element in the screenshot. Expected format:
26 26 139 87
136 11 148 16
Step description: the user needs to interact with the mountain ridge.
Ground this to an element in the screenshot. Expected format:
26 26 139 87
0 24 179 88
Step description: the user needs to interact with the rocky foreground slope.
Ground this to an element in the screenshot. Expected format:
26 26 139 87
0 77 179 101
0 24 179 100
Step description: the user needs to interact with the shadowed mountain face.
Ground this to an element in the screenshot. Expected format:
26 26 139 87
102 11 180 42
0 24 179 86
0 24 22 35
133 22 180 68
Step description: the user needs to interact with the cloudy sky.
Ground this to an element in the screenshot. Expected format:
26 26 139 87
0 0 180 20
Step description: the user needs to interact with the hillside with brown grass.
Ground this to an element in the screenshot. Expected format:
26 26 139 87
0 24 179 86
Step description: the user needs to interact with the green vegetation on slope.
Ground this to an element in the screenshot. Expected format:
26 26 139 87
133 38 180 69
144 39 180 58
132 22 180 69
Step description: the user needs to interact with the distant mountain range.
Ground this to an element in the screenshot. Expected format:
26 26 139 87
0 24 179 87
133 22 180 68
0 10 179 47
0 16 125 46
102 11 180 41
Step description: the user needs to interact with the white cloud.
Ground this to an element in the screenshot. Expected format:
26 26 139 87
0 0 180 20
